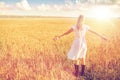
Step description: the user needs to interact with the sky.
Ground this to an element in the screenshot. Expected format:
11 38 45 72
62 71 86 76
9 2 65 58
0 0 120 17
0 0 65 5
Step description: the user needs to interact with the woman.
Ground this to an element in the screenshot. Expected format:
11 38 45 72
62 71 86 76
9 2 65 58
53 15 107 77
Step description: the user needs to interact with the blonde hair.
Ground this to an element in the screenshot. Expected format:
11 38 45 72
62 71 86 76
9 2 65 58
76 15 85 30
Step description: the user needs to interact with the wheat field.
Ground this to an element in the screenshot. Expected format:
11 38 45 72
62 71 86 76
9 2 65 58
0 17 120 80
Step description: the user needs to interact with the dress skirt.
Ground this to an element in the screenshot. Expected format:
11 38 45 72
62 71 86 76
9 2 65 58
67 38 87 60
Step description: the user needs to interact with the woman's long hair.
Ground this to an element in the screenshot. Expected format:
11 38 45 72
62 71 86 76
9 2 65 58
76 15 84 30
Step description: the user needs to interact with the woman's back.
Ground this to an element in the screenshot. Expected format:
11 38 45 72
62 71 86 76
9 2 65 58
72 24 89 39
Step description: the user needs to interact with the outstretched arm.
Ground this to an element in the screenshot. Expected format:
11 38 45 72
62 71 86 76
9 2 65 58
53 28 73 41
88 28 107 40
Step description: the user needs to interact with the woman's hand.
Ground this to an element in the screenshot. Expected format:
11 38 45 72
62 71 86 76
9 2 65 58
53 36 60 41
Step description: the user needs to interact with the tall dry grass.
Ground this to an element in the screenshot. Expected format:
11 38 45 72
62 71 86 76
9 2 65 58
0 17 120 80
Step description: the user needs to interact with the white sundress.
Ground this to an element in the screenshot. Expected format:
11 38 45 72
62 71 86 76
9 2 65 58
67 24 89 60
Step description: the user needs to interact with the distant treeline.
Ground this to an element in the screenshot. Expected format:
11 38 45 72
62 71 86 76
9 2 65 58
0 15 120 19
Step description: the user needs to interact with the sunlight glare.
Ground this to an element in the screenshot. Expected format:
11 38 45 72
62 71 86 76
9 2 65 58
92 6 112 20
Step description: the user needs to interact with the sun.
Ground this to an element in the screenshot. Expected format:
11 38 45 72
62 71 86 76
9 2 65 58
91 6 112 20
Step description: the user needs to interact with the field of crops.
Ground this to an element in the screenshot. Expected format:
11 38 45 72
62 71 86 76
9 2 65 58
0 17 120 80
